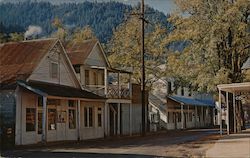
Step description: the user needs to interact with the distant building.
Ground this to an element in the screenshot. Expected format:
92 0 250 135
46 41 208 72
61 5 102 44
149 73 215 131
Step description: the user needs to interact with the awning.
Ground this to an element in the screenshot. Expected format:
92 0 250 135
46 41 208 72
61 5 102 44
217 82 250 93
17 80 106 100
168 95 215 107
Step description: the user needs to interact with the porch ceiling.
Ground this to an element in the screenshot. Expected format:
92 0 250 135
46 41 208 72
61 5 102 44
217 82 250 93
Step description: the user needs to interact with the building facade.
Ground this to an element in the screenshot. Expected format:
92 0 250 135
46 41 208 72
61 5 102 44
0 39 106 146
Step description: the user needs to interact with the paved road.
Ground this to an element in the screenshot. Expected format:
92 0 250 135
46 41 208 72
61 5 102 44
1 129 219 158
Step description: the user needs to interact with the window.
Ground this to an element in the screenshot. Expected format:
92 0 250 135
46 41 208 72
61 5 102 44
68 100 76 129
100 72 104 85
48 109 56 130
73 65 80 73
167 82 172 95
26 108 36 131
51 62 59 78
97 107 102 127
84 107 94 127
85 70 89 85
38 111 43 134
93 71 98 85
177 113 182 122
181 86 184 96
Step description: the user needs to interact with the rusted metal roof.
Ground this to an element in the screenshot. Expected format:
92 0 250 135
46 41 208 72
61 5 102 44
0 39 57 85
66 39 98 65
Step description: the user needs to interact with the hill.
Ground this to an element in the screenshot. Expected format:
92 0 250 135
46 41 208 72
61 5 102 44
0 1 170 43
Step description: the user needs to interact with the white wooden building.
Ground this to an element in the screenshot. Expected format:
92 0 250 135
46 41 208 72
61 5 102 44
66 40 140 137
0 39 106 146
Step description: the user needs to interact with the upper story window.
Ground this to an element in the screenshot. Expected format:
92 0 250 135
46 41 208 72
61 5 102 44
167 82 172 95
73 65 80 74
85 70 89 85
50 62 59 79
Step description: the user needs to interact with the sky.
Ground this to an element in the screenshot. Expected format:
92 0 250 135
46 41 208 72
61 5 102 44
0 0 177 15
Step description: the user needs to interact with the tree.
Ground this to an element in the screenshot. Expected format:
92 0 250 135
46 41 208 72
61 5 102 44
107 17 169 89
166 0 250 93
51 17 68 42
9 33 24 42
71 25 97 42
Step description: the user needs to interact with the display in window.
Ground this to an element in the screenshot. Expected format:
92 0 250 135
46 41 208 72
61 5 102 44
48 109 56 130
26 108 36 131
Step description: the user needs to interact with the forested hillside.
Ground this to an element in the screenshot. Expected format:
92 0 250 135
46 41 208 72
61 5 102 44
0 1 170 43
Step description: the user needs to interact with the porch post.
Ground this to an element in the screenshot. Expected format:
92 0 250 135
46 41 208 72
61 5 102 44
226 91 229 135
118 72 121 98
42 96 47 143
181 103 184 129
219 90 222 135
233 92 236 133
77 100 81 140
104 102 109 136
195 106 197 128
104 68 108 96
129 103 132 136
117 103 121 135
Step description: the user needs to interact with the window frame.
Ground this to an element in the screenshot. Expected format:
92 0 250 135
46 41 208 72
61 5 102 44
68 100 76 129
50 61 59 79
26 108 36 132
84 106 94 128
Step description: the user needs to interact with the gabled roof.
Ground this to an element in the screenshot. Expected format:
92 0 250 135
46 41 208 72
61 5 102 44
0 38 58 85
66 39 110 67
168 95 215 107
242 57 250 70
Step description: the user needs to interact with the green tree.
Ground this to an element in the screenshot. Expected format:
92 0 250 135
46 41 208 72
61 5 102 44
51 17 68 42
71 25 97 42
166 0 250 93
9 33 24 42
107 17 168 88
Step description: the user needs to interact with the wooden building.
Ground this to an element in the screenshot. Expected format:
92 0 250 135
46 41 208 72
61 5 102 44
0 39 106 146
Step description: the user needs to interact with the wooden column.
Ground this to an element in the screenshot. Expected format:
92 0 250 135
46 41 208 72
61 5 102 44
42 96 47 143
233 92 236 133
129 103 132 136
77 100 81 140
181 103 184 129
226 92 229 135
104 68 108 96
117 103 121 135
219 90 222 135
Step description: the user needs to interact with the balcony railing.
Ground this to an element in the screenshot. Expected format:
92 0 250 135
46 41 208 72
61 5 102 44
85 84 131 99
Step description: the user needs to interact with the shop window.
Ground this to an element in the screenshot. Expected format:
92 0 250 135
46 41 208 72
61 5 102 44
38 111 43 134
84 107 94 127
68 100 76 129
97 107 102 127
26 108 36 132
50 62 59 79
48 109 56 130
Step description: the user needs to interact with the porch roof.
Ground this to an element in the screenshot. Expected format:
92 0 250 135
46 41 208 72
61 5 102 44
168 95 215 107
17 81 106 100
217 82 250 93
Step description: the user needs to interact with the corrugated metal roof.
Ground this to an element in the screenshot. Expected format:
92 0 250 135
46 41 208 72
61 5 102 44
66 39 98 65
18 80 106 100
0 39 57 85
242 57 250 70
168 95 215 107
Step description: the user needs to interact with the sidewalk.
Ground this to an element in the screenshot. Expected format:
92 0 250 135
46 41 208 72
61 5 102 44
206 128 250 158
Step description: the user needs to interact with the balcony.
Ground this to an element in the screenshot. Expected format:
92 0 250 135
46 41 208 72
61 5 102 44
83 67 132 100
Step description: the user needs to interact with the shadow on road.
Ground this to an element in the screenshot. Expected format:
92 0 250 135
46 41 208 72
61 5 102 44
1 151 172 158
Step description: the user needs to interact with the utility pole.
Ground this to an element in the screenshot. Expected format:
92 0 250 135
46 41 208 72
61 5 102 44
141 0 146 136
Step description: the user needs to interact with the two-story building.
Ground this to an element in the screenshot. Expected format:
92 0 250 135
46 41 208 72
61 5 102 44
0 39 106 147
66 40 137 136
